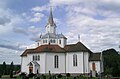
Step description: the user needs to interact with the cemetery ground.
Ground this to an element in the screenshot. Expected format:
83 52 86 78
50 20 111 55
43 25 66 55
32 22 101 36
1 73 120 79
1 74 99 79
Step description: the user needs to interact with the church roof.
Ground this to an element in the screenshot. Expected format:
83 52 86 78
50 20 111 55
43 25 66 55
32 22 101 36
21 49 34 56
27 61 40 66
21 42 92 56
64 42 92 53
89 53 101 61
41 33 67 39
21 45 66 56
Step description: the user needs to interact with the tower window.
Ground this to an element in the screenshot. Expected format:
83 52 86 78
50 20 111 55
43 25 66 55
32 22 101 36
54 55 59 68
53 40 55 43
37 42 39 46
59 40 61 44
73 54 77 66
46 40 47 43
43 40 45 43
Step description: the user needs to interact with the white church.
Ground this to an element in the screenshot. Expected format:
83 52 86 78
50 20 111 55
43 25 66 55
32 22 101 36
21 8 103 76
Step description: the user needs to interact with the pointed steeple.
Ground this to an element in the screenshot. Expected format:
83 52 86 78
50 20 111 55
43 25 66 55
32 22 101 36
46 7 56 34
48 7 55 26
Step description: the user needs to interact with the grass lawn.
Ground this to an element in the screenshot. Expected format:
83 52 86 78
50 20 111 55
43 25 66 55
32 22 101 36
2 75 10 78
16 75 98 79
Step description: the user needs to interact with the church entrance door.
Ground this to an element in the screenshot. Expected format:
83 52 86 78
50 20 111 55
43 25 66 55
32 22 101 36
29 66 33 73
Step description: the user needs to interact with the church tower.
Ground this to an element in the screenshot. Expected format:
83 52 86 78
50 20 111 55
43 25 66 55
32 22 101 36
36 8 67 48
46 8 56 34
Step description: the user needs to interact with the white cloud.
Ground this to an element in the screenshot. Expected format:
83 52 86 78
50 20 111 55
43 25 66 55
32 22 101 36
50 0 83 6
64 4 120 52
29 12 44 22
26 43 36 49
0 39 26 51
28 26 40 34
13 26 41 41
49 0 120 51
31 6 48 12
0 8 24 36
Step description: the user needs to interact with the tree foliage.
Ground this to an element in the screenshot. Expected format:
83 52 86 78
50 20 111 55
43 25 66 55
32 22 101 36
102 48 120 77
2 61 6 75
0 62 20 75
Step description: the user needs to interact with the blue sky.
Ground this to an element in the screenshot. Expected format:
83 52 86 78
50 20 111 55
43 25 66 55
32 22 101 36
0 0 120 64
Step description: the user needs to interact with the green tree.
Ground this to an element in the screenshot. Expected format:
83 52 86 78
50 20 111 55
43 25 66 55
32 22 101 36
10 62 14 71
103 48 120 77
2 61 6 75
10 62 14 78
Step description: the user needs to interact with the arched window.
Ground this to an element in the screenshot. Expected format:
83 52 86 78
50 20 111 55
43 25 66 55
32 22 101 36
54 55 59 68
73 54 77 66
38 55 40 61
35 55 37 61
33 55 35 61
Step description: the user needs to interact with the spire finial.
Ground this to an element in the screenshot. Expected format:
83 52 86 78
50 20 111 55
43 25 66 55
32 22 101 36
78 34 80 42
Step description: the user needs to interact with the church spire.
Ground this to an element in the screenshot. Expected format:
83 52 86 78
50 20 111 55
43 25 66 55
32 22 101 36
48 7 55 26
46 7 56 34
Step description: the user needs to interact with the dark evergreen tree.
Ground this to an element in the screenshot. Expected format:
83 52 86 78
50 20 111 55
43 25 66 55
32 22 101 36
2 61 6 75
10 62 14 71
10 62 14 78
103 48 120 77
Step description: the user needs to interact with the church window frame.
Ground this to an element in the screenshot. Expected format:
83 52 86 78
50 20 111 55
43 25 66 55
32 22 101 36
54 55 59 68
73 54 77 67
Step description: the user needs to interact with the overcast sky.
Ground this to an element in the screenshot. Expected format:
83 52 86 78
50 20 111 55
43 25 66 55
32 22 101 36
0 0 120 64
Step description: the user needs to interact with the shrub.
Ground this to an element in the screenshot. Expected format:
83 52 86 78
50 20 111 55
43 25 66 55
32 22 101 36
57 74 62 78
66 73 70 77
19 72 26 77
10 71 13 78
25 76 29 79
28 73 35 78
0 74 1 78
36 77 40 79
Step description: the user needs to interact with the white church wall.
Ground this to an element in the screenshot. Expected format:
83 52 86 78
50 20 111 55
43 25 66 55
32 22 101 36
46 25 56 34
66 52 84 73
46 53 65 74
28 53 46 73
84 52 90 73
21 56 29 74
38 53 46 73
89 61 101 73
58 38 66 48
